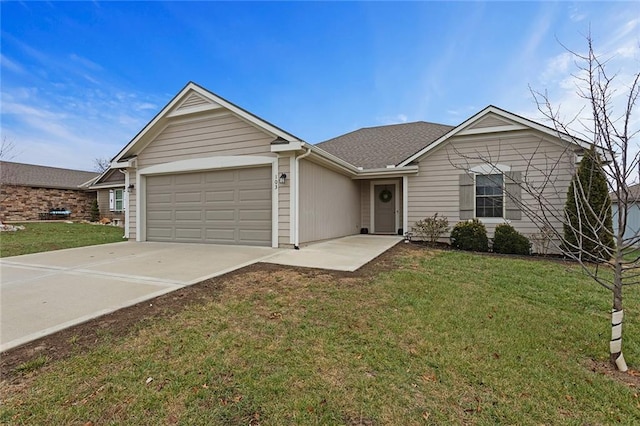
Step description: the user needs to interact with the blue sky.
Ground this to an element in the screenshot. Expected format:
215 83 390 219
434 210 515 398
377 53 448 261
1 1 638 171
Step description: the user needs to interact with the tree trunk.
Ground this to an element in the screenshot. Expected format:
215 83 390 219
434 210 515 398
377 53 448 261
610 266 628 371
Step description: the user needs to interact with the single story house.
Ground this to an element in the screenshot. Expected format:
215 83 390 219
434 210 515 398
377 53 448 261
83 168 127 226
91 82 589 251
0 161 98 222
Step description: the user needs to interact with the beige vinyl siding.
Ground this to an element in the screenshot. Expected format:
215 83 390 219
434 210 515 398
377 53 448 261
465 113 512 129
137 112 275 169
278 155 291 246
408 130 574 249
102 170 125 184
299 159 360 243
96 189 125 222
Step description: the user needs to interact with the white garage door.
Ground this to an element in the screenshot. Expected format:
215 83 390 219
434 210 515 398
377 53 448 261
146 167 272 246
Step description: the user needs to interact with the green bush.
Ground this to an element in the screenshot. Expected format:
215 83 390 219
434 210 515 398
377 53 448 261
412 213 450 243
563 145 614 262
89 199 100 222
492 223 531 255
450 219 489 252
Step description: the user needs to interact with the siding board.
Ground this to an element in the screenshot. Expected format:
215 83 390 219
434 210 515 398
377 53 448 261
409 131 574 251
299 159 360 243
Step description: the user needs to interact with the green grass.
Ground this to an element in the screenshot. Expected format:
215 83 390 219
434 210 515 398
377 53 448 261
1 248 639 425
0 222 125 257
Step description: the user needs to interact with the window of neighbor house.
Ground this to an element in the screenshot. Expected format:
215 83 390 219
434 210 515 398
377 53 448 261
475 174 503 218
110 189 125 212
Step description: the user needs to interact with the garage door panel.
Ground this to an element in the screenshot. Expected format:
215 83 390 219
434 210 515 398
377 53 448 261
204 229 236 241
205 169 235 183
239 210 270 221
174 173 203 185
206 210 235 221
174 192 202 203
239 189 271 202
147 175 172 187
174 228 204 240
205 190 235 202
175 210 203 221
239 229 271 242
147 193 173 204
147 227 173 239
147 211 172 221
146 167 272 246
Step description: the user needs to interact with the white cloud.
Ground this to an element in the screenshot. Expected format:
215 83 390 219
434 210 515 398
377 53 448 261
376 114 409 125
0 54 24 74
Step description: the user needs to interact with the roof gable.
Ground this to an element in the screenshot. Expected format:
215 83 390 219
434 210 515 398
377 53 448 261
0 161 98 190
112 82 303 164
398 105 592 166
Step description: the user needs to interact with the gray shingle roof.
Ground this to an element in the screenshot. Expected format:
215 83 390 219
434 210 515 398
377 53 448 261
0 161 98 190
315 121 454 169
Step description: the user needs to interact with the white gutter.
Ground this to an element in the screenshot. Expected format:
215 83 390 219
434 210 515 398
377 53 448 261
294 147 312 249
119 169 130 238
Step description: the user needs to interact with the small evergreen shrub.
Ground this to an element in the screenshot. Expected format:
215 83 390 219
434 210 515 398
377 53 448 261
492 223 531 255
89 199 100 222
412 213 450 243
450 219 489 252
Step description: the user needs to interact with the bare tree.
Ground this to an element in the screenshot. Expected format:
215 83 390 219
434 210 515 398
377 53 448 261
93 157 111 173
449 35 639 372
0 135 16 161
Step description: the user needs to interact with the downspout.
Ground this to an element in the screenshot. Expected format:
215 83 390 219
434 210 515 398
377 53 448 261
119 169 129 239
294 147 312 249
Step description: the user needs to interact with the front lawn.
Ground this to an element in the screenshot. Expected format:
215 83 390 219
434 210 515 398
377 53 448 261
1 246 639 424
0 222 125 257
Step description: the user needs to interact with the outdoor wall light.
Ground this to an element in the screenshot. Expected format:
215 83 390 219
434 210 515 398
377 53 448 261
279 173 287 184
128 184 135 190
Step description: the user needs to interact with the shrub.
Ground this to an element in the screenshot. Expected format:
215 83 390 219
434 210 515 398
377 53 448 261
412 213 450 243
493 223 531 255
450 219 489 252
89 199 100 222
563 145 614 262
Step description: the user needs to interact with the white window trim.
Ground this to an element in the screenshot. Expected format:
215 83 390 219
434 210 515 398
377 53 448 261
114 189 124 212
470 164 510 223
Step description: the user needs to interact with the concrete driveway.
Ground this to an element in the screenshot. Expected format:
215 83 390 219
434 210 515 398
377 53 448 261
0 235 401 352
0 242 277 352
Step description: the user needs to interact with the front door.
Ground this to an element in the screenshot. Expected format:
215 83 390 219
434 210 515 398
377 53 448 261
374 184 396 234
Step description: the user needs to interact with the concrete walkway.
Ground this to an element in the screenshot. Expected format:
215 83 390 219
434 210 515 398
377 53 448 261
264 234 403 271
0 235 401 351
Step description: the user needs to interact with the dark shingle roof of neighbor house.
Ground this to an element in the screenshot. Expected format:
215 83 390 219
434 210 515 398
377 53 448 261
0 161 98 190
611 183 640 202
315 121 455 170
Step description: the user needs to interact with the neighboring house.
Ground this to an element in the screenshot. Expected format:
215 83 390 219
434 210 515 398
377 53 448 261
0 161 98 222
611 184 640 244
85 168 127 225
91 81 588 251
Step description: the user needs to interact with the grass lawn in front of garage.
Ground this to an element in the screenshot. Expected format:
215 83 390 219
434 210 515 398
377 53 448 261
0 222 125 258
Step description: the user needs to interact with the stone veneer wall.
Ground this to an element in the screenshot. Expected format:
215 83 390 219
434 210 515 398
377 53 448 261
0 185 96 221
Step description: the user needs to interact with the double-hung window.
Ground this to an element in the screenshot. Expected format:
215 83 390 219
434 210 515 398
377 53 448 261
459 168 521 221
475 174 503 218
109 189 124 212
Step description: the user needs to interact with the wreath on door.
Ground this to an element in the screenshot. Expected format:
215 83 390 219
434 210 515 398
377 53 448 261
379 189 393 203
